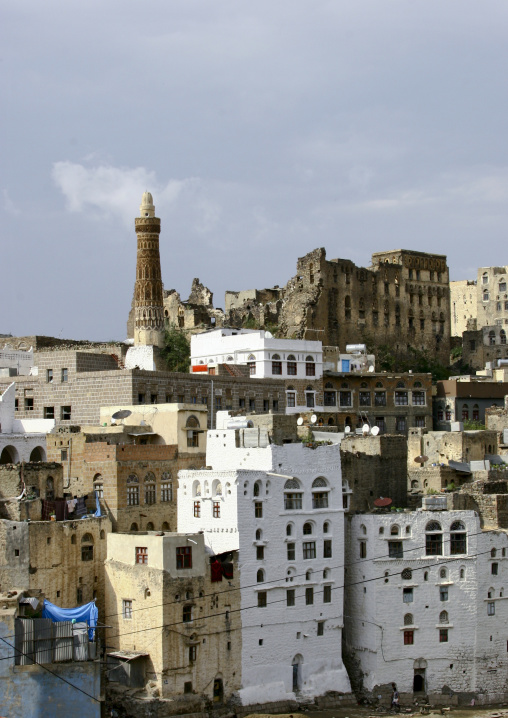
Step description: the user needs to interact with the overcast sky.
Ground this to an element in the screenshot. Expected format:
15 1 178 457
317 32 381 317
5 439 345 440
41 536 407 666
2 1 508 340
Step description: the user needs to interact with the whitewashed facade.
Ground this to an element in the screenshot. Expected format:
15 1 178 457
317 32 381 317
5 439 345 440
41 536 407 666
0 383 52 462
178 412 351 704
190 328 323 381
344 509 508 702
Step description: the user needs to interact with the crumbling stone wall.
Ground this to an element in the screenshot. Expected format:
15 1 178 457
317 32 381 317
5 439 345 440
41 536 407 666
449 479 508 528
0 463 63 520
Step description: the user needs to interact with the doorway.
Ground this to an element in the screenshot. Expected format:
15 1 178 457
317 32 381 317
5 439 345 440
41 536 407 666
413 669 425 692
292 654 303 692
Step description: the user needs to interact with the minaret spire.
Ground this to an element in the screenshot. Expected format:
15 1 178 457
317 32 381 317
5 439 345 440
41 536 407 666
133 191 165 347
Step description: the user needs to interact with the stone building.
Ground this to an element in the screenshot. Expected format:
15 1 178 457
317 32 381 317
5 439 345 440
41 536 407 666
177 411 351 704
450 279 477 337
434 377 508 428
105 532 241 706
344 508 508 704
227 247 451 365
0 348 286 429
340 434 408 512
0 383 53 463
462 324 508 370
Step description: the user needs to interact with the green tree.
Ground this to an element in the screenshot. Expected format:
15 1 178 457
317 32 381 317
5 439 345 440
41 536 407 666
161 325 190 373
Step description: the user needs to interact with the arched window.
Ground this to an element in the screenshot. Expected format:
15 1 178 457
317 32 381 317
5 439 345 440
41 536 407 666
462 404 469 421
93 473 103 499
425 521 443 556
130 522 138 531
323 521 329 534
144 472 156 505
100 530 105 539
491 548 497 558
450 521 467 554
440 568 447 579
401 568 412 580
212 480 222 496
146 522 154 531
305 356 315 377
460 567 465 580
305 569 312 581
71 534 76 545
312 477 329 509
286 523 293 536
186 415 200 428
127 474 139 506
404 613 413 625
162 522 169 531
192 480 201 497
272 354 282 375
253 481 261 497
391 525 399 536
439 610 449 624
256 529 262 541
396 381 405 388
284 479 302 510
303 522 313 535
361 524 367 535
161 472 172 502
484 291 490 302
256 569 264 583
379 526 384 535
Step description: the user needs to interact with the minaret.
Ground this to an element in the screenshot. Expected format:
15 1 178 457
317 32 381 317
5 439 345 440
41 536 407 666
133 192 165 347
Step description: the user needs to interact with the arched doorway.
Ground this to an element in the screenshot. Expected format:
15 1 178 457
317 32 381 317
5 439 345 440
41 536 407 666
413 658 427 693
29 446 45 462
213 677 224 703
292 654 303 693
0 446 19 464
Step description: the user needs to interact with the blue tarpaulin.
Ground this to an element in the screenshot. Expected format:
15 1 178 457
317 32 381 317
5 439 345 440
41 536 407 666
42 599 98 640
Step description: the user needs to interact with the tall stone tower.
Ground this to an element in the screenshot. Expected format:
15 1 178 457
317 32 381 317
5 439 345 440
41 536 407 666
133 192 165 347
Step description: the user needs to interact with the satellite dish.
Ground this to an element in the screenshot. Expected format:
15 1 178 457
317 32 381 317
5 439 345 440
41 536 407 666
368 365 375 373
371 426 380 436
344 426 351 434
297 417 304 426
362 424 370 435
112 409 132 420
414 455 429 464
311 415 317 424
374 497 392 508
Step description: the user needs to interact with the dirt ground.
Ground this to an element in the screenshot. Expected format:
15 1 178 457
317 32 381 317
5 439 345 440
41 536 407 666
254 707 508 718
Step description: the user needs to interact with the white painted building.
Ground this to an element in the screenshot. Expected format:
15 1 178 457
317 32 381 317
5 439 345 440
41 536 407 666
178 411 351 704
344 507 508 702
0 346 34 376
0 383 53 463
190 328 323 381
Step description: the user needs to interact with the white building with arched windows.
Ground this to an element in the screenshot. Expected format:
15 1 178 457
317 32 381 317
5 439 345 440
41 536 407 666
177 411 351 704
344 507 508 703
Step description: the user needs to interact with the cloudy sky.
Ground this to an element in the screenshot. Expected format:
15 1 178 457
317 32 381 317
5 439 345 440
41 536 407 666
2 1 508 340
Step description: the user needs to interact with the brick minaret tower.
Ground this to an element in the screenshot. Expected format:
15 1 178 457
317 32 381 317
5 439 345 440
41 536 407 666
133 192 165 347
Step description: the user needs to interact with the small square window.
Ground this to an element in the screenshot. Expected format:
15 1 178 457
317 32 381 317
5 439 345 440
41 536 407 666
176 546 192 569
61 406 71 421
184 681 193 694
43 406 55 419
136 547 148 564
14 549 19 557
24 397 34 411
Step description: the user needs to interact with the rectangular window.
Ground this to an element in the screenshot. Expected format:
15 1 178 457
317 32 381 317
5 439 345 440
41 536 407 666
396 417 407 432
359 392 371 406
305 587 314 605
81 545 93 562
360 541 367 558
317 621 324 636
176 546 192 569
263 399 269 411
249 398 255 410
272 361 282 375
403 588 413 603
450 532 467 554
414 416 426 428
303 542 316 560
145 484 156 504
287 361 297 375
313 492 328 509
256 546 264 560
255 502 263 518
306 393 315 408
439 629 448 643
76 588 83 604
138 393 145 404
306 362 316 377
187 431 199 448
215 397 222 410
213 501 220 518
61 406 71 420
136 547 148 565
389 541 403 559
287 543 296 561
426 534 443 555
122 599 132 619
258 591 267 608
488 602 495 616
412 391 426 405
404 630 414 645
248 362 256 375
287 392 296 408
47 369 53 383
24 397 34 411
492 562 498 575
14 398 18 411
323 585 332 603
375 392 386 406
339 391 352 407
127 486 139 506
273 399 279 411
183 605 192 623
61 449 68 461
44 406 55 419
284 493 302 510
440 586 448 602
395 391 408 406
287 589 295 607
161 483 172 502
60 368 68 382
239 397 245 409
189 645 197 662
323 539 332 558
193 501 201 518
324 391 336 407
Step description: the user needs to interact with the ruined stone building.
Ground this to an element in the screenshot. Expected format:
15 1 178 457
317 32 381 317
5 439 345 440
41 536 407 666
450 279 477 337
226 248 451 364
